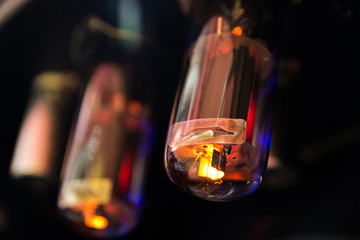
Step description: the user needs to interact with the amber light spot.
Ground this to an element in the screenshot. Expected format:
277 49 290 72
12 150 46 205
128 101 142 116
111 92 126 112
85 215 109 229
198 157 225 180
83 201 109 229
197 144 225 180
232 26 243 36
217 17 223 35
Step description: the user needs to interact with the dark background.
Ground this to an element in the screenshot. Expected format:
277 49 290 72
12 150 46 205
1 0 360 239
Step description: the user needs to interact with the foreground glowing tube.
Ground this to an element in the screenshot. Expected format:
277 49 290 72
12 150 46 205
164 16 277 201
57 63 152 237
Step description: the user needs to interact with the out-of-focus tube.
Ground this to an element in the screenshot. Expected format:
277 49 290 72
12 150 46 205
57 63 153 238
10 71 81 184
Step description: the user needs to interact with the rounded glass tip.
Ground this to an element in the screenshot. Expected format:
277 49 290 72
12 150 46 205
165 118 263 201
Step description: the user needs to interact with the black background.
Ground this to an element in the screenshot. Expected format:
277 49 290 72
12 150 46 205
1 0 360 239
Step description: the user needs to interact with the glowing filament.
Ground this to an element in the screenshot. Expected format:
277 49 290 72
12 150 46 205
85 215 109 229
197 145 225 180
83 201 109 229
198 157 225 180
217 17 222 35
232 26 243 36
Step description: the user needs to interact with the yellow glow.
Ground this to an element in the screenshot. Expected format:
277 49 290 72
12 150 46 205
232 26 243 36
83 201 109 229
198 157 211 177
85 215 109 229
209 166 225 180
197 145 225 180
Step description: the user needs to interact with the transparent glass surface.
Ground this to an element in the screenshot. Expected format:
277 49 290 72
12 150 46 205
164 15 277 201
10 71 80 183
57 63 152 238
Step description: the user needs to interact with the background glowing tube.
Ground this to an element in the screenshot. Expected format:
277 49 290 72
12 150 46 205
164 15 277 201
10 71 81 186
57 63 153 238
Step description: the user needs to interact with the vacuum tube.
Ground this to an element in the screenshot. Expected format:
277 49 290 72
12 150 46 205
57 63 152 238
10 71 80 187
164 13 277 201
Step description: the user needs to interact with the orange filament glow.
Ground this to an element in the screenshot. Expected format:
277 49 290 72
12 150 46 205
83 202 109 229
198 157 225 180
217 17 223 35
197 145 225 180
128 101 142 116
85 214 109 229
232 26 243 36
111 92 126 112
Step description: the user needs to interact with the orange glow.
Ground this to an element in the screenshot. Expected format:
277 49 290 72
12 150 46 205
232 26 243 36
198 156 211 177
197 145 225 180
198 157 224 180
83 202 108 229
217 17 223 35
111 92 126 112
128 101 142 116
85 215 109 229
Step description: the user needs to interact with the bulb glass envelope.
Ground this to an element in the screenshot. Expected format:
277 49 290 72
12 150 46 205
57 63 152 237
165 15 277 201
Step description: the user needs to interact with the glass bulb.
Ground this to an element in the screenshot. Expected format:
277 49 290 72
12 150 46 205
10 71 80 184
57 63 152 238
164 15 277 201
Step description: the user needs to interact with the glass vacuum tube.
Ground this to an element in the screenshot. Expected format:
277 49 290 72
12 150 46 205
164 15 277 201
10 71 81 186
57 63 152 238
